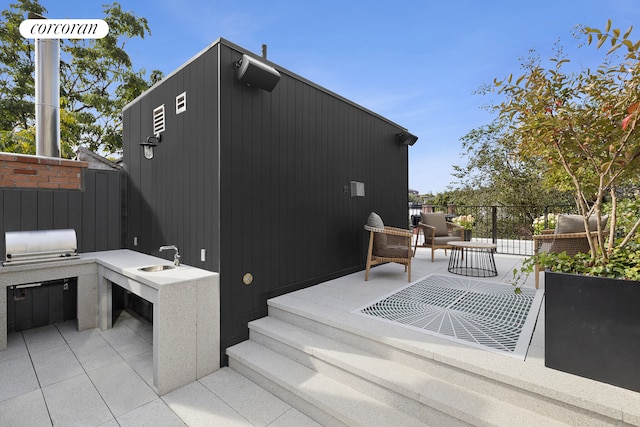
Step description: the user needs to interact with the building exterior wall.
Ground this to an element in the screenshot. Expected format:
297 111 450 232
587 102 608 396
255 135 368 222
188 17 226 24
123 39 410 362
122 44 220 272
218 43 409 352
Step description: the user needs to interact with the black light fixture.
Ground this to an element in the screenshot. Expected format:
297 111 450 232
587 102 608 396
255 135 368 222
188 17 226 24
140 134 161 160
397 131 418 146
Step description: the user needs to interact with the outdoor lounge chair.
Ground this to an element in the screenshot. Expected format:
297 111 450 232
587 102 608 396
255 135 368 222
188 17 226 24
364 212 413 282
413 212 464 262
532 214 607 289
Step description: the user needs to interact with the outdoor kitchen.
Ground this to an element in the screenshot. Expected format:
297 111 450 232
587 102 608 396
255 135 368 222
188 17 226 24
0 227 220 395
0 33 221 396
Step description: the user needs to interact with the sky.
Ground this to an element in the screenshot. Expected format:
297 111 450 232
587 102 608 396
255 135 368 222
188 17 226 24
25 0 640 194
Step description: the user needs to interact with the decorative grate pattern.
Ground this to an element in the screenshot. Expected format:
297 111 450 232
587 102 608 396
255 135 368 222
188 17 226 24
356 275 543 359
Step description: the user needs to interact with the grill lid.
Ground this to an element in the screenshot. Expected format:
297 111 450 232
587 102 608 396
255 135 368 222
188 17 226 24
4 229 78 266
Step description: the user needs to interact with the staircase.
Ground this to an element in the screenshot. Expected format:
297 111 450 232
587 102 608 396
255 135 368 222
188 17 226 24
227 291 639 426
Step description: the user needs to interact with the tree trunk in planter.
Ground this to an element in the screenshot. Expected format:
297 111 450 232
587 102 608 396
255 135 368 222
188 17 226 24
545 271 640 393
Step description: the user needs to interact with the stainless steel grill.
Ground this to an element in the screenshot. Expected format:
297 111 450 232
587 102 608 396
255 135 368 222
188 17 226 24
4 229 78 266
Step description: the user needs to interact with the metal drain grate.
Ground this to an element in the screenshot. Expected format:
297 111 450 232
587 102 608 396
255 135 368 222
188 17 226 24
355 275 544 359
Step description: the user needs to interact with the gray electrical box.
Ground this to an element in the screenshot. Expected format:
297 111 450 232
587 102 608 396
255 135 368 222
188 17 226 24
350 181 365 197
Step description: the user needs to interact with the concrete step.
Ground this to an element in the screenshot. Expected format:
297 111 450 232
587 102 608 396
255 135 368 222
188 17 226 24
246 316 571 427
265 294 634 426
227 340 430 427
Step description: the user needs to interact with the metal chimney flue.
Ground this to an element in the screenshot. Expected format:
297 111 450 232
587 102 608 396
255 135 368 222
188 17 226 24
33 13 61 158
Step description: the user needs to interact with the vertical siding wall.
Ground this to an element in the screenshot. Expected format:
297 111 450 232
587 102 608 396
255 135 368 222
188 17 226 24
218 44 409 352
123 45 220 270
0 169 125 258
123 39 410 361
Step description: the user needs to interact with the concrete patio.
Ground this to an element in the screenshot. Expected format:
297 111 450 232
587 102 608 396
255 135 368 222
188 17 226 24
0 306 318 426
1 249 639 426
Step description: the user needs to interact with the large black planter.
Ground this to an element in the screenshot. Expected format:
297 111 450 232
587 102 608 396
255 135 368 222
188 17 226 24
545 271 640 392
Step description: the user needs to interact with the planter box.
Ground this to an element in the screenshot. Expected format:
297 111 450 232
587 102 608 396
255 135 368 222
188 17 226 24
545 271 640 392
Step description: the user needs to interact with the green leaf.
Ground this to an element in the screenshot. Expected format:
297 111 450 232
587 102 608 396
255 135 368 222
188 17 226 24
607 44 622 55
606 19 612 33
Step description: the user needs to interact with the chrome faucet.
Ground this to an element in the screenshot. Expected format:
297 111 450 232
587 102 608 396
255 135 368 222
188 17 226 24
159 245 180 266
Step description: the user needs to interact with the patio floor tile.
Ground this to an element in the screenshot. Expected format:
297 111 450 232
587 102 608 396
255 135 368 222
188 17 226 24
0 354 39 402
87 359 157 417
30 343 84 387
116 398 186 427
163 381 252 427
199 367 292 426
42 373 114 426
0 389 51 427
22 324 66 354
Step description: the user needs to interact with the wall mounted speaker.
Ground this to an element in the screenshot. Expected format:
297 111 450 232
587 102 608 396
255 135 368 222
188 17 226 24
236 54 281 92
397 131 418 146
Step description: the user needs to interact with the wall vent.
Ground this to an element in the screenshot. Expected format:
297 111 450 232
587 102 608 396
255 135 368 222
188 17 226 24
176 92 187 114
153 104 165 134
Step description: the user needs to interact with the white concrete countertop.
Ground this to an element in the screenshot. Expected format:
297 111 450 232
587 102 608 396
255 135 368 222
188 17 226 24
0 256 94 277
81 249 216 290
1 248 220 394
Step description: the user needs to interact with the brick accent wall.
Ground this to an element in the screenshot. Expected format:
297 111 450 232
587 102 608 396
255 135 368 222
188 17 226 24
0 153 88 190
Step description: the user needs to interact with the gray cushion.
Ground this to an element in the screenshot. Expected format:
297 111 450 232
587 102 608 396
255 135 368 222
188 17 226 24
433 235 462 245
367 212 384 229
421 212 448 236
555 214 608 234
367 212 387 250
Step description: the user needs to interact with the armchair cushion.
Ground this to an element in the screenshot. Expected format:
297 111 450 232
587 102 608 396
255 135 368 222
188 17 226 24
555 214 608 234
433 235 462 245
367 212 385 229
367 212 386 249
420 212 449 236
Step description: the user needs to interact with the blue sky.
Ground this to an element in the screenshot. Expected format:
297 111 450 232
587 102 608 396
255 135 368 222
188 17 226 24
36 0 639 193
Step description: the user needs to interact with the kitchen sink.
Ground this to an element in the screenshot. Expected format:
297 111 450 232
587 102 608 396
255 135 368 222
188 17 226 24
138 265 175 272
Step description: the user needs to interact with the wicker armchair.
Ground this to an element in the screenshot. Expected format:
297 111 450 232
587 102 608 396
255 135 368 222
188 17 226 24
532 212 607 288
364 213 413 282
413 212 464 262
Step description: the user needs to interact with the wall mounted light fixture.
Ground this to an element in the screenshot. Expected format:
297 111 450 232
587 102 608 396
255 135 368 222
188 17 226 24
397 131 418 146
140 134 161 160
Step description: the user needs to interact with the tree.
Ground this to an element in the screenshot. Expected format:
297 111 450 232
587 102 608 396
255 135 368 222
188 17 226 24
453 117 574 207
0 0 162 157
493 20 640 271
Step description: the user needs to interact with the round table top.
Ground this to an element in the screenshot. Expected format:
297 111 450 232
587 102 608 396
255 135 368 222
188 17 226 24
449 241 498 250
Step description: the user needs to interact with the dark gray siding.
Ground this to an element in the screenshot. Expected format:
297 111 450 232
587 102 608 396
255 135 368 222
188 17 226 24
218 44 408 354
0 169 125 258
123 39 409 363
123 45 220 271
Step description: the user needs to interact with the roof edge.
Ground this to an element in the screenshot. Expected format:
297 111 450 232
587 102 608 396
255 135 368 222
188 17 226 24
123 37 409 132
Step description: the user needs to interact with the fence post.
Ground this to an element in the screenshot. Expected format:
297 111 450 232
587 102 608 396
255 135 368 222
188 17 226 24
492 206 498 244
544 206 549 229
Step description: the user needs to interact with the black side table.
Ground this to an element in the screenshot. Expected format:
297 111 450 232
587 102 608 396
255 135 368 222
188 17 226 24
448 241 498 277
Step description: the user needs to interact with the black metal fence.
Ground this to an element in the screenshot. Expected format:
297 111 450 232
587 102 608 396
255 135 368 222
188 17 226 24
410 204 576 256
